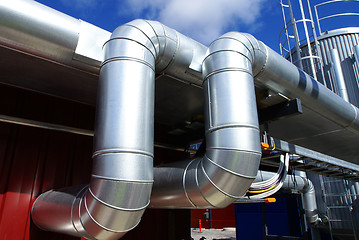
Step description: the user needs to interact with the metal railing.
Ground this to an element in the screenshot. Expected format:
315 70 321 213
314 0 359 35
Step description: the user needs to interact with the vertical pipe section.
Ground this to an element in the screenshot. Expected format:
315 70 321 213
330 48 349 102
32 20 207 239
150 32 262 209
354 45 359 81
32 20 156 239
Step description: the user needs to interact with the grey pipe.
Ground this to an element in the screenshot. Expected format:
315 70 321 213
255 171 320 225
0 0 110 72
150 32 262 208
32 19 206 240
251 37 359 134
330 49 349 102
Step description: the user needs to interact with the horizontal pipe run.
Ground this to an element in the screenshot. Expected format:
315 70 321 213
253 40 359 134
0 0 111 73
0 114 196 153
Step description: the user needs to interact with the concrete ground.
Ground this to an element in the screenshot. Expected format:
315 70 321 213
191 228 236 240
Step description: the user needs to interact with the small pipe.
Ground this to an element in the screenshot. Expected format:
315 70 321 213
330 48 349 102
0 114 196 153
354 45 359 80
0 114 93 136
254 171 321 225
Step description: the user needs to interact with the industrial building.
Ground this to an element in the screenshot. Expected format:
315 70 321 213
0 0 359 239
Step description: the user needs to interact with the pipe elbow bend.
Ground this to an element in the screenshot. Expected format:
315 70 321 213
192 32 262 208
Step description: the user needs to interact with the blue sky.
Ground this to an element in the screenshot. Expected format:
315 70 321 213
34 0 358 53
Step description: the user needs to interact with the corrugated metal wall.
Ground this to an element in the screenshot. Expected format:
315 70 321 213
319 30 359 106
288 30 359 107
0 84 190 240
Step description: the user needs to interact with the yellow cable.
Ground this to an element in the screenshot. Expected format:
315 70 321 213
248 183 277 194
271 140 276 150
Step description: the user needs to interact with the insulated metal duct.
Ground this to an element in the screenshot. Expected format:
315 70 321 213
255 171 320 225
249 36 359 135
32 19 206 240
150 32 262 208
0 0 110 72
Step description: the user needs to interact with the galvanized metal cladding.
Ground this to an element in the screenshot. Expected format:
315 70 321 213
2 0 359 240
151 31 262 209
33 19 206 239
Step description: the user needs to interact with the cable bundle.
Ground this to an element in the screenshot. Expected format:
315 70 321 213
247 153 290 199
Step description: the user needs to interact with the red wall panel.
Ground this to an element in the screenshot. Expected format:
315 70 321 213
0 85 190 240
191 204 236 229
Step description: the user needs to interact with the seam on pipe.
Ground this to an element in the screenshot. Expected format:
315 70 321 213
182 159 198 208
91 175 154 183
207 147 261 154
71 186 89 236
88 188 150 211
101 57 155 71
253 48 268 78
202 49 253 65
92 149 154 158
83 193 142 233
203 68 253 80
347 104 359 128
194 159 216 208
206 79 213 128
200 160 244 199
78 192 98 240
204 154 260 179
161 30 179 73
206 123 259 133
153 22 178 73
209 36 254 61
101 37 156 61
142 19 161 56
123 22 158 57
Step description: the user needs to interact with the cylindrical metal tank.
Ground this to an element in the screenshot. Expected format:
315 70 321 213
318 28 359 106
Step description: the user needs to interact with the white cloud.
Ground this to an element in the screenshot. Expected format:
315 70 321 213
118 0 268 45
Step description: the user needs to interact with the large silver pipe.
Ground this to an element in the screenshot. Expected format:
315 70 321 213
32 19 206 240
0 0 110 72
255 171 320 225
330 48 349 102
252 38 359 134
150 32 262 208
